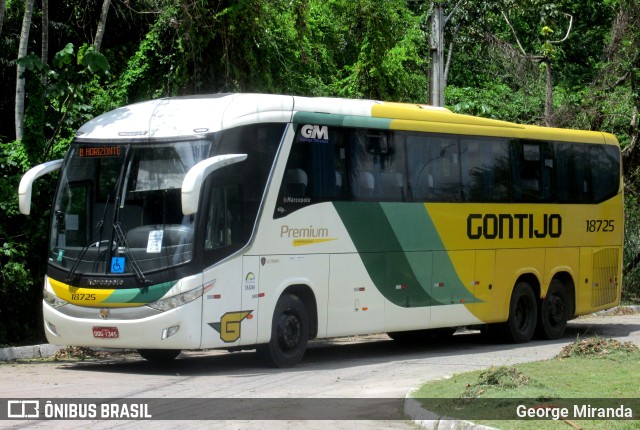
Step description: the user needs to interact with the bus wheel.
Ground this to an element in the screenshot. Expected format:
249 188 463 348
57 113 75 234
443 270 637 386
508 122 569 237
137 349 181 362
501 281 537 343
257 294 309 368
536 280 569 340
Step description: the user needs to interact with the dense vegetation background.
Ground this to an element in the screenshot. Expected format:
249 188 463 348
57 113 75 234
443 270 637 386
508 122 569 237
0 0 638 345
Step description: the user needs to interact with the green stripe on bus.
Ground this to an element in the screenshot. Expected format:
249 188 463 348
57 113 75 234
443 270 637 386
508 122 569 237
293 112 391 129
101 281 176 304
333 202 478 307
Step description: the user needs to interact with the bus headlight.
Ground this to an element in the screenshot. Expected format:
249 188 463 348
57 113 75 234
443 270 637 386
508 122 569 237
147 286 205 312
43 289 68 309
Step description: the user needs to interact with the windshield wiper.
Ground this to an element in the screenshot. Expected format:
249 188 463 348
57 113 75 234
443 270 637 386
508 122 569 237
65 195 112 283
112 222 151 285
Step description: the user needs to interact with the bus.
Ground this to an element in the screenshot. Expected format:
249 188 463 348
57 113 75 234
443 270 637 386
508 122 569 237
19 93 623 367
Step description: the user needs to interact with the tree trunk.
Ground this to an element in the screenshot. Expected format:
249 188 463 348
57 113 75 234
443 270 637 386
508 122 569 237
41 0 48 85
15 0 35 142
93 0 111 52
544 58 554 127
0 0 6 39
444 41 453 88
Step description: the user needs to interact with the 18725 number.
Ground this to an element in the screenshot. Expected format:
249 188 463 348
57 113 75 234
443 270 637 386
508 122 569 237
71 293 96 301
586 219 615 232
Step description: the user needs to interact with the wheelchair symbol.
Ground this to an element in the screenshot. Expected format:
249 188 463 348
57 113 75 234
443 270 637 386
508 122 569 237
111 257 125 273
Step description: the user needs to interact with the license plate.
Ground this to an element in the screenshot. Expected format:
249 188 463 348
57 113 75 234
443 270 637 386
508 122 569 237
93 326 119 339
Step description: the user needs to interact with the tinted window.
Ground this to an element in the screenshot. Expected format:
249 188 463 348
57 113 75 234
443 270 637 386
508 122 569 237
460 137 510 202
590 144 620 202
512 140 555 202
406 132 461 202
349 129 407 201
275 125 345 218
200 123 285 266
274 125 620 218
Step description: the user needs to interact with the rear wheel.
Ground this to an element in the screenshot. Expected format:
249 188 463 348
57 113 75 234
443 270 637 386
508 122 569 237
257 294 309 368
500 281 537 343
137 349 181 362
536 280 569 340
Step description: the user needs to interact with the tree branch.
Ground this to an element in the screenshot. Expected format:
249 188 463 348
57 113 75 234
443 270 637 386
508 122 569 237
501 11 528 57
550 13 573 44
500 11 544 61
444 0 463 27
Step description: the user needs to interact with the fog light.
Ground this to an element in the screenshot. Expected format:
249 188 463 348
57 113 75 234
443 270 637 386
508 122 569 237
46 321 60 337
161 325 180 340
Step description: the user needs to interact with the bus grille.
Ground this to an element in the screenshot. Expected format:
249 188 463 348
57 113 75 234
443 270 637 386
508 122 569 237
592 248 619 307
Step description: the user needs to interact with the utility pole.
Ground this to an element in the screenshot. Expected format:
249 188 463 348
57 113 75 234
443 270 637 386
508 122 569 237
427 1 462 107
429 3 445 107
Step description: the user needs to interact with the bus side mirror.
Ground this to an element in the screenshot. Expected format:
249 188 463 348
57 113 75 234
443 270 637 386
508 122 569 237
181 154 248 215
18 159 64 215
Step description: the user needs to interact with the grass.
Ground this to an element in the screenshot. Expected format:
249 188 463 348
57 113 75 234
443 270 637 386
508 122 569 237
410 337 640 429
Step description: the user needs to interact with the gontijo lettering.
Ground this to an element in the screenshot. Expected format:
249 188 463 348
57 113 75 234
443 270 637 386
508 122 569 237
467 213 562 240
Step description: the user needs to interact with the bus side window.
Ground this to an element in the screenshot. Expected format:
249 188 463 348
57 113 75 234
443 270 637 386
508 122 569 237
275 126 347 218
555 142 589 203
348 129 407 202
204 185 241 250
407 132 460 202
460 137 509 202
512 140 554 202
590 144 620 202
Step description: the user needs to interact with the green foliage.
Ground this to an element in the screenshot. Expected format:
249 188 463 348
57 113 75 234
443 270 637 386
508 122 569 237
461 366 530 399
0 43 110 345
623 194 640 302
324 0 428 101
446 84 545 123
0 141 45 345
18 43 110 159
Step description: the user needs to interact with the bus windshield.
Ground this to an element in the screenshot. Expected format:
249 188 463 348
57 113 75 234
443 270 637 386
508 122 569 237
50 139 212 278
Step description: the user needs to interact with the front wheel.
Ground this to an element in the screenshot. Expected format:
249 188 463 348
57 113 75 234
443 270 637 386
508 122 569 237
535 280 569 340
138 349 181 362
257 294 309 368
500 281 538 343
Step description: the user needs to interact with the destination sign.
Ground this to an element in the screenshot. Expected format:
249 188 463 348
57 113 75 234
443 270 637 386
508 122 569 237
78 146 122 157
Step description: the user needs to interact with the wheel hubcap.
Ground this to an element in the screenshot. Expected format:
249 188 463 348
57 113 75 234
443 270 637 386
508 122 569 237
548 295 565 326
278 313 301 350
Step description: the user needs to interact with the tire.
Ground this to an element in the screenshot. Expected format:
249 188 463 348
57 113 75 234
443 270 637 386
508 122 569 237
500 281 538 343
257 294 309 368
137 349 181 362
535 280 569 340
387 328 456 343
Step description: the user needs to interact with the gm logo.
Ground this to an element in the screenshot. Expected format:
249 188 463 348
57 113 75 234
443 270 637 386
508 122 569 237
300 124 329 141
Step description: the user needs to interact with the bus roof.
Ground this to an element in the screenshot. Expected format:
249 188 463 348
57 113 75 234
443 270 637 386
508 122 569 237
74 93 616 145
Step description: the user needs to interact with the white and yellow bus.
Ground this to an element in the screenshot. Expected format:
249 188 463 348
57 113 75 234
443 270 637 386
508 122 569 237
19 94 623 367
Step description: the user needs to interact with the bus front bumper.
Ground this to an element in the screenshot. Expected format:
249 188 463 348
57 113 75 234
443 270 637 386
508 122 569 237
42 298 203 350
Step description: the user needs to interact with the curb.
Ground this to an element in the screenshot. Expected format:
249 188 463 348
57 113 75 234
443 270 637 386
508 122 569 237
404 396 497 430
0 344 63 361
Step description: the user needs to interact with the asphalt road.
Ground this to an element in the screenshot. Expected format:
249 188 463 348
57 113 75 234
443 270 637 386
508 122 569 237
1 312 639 429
